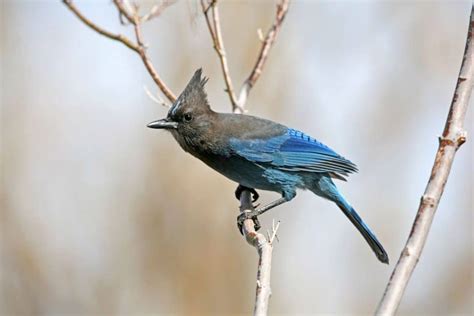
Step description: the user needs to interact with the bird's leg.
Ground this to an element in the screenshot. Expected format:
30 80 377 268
234 184 260 203
254 197 288 216
235 185 261 234
237 197 288 234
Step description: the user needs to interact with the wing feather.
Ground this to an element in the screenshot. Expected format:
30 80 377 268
229 128 357 175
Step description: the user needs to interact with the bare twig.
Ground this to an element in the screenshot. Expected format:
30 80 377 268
142 0 177 22
375 7 473 315
113 0 177 102
62 0 139 52
237 0 289 107
144 86 170 108
201 0 289 113
201 0 242 113
63 0 176 102
267 220 281 245
239 191 276 316
257 29 264 42
113 0 136 24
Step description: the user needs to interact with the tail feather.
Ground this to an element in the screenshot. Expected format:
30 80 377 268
309 176 388 263
336 199 389 264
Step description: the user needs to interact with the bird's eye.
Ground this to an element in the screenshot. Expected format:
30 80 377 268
183 113 193 122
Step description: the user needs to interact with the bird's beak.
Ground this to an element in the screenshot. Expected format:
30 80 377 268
147 118 178 129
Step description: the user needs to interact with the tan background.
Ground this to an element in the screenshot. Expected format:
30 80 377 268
1 0 472 315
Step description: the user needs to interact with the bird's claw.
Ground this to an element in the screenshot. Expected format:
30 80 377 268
251 190 260 203
235 185 259 203
235 185 261 234
237 211 261 234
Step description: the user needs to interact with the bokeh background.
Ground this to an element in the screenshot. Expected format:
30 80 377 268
1 0 472 315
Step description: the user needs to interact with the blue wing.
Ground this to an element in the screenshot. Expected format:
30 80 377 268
229 128 358 176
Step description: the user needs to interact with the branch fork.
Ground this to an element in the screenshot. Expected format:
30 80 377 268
201 0 290 113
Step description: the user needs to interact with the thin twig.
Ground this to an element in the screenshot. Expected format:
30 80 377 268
201 0 289 113
63 0 176 102
268 220 281 245
142 0 177 22
201 0 243 113
144 86 170 108
113 0 136 24
257 28 265 42
375 7 473 315
237 0 289 107
62 0 139 52
114 0 177 102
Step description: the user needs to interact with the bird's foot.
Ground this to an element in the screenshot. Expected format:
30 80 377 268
237 210 261 234
235 185 261 234
235 185 259 203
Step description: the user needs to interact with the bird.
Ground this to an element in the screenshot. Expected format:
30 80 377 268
147 69 389 264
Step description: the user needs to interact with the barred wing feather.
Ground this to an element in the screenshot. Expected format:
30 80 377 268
229 128 358 176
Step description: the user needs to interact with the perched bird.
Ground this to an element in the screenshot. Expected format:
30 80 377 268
148 69 389 264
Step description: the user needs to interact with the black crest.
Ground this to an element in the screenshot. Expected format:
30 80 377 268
169 68 209 116
186 68 209 93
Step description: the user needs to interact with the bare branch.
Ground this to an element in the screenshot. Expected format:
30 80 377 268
201 0 243 113
201 0 289 113
237 0 289 107
63 0 176 103
135 39 176 101
239 191 276 316
375 7 473 315
62 0 139 52
113 0 136 25
113 0 177 102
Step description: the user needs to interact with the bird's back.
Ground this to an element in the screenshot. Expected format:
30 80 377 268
214 113 288 141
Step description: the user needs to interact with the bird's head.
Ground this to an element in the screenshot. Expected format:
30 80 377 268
147 68 213 135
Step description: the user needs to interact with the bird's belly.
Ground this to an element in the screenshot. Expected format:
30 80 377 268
197 153 283 192
195 151 306 195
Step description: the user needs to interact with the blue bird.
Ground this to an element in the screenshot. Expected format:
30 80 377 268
148 69 389 264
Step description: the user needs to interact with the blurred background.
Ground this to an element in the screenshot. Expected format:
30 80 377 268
1 0 472 315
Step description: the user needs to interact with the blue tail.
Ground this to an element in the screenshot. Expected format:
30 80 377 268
310 176 389 264
336 198 389 264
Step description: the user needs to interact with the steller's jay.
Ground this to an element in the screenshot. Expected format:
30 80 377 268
148 69 389 264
